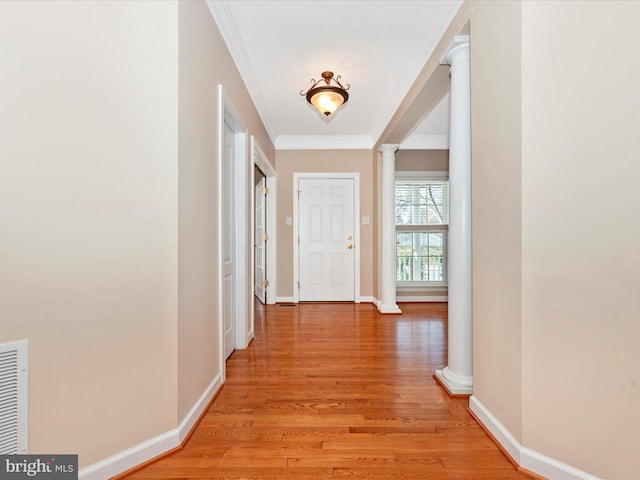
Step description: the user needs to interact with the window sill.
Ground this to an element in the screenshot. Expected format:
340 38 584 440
397 284 448 290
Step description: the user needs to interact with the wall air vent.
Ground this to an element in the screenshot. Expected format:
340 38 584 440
0 340 28 454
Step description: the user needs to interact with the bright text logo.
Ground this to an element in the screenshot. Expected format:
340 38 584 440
0 456 77 480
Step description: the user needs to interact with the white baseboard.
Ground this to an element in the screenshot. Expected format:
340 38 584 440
273 296 446 305
520 447 601 480
397 295 448 302
468 395 521 463
359 296 377 304
275 296 295 303
78 429 180 480
178 373 222 442
79 373 223 480
469 396 601 480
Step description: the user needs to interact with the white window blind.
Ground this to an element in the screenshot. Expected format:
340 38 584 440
395 181 448 226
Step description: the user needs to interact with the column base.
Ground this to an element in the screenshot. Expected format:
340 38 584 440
434 367 472 397
376 302 402 314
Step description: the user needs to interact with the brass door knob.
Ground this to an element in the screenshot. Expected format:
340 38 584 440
348 245 353 249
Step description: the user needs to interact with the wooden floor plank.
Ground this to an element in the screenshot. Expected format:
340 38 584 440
119 302 531 480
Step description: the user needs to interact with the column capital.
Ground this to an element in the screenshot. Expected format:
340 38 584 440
379 144 399 154
440 35 470 66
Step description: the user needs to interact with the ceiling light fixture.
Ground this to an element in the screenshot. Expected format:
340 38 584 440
300 71 350 117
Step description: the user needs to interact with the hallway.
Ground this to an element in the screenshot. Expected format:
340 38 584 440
122 303 529 479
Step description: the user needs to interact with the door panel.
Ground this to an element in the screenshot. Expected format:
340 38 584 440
299 178 355 301
254 177 266 304
223 121 235 359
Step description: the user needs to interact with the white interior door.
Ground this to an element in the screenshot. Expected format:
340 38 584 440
298 178 355 301
254 177 266 304
223 120 236 359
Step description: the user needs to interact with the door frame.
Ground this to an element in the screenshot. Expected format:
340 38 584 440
250 136 277 308
293 172 360 304
217 86 250 378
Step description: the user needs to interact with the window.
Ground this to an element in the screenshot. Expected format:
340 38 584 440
396 175 448 285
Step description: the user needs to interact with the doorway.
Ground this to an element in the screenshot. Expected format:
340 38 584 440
293 173 360 302
251 137 276 308
218 86 250 372
254 169 266 304
222 119 236 359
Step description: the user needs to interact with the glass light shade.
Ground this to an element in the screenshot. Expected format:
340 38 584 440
308 87 348 116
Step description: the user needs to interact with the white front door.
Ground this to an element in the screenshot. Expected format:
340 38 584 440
298 178 355 301
254 177 266 304
223 120 236 359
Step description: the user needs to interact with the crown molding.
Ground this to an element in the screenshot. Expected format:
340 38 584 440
275 135 374 150
205 0 278 143
400 134 449 150
371 0 464 144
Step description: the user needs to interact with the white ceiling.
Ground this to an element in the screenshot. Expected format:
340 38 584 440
207 0 460 150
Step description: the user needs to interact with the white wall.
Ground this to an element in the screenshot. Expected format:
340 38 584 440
274 150 374 300
0 0 276 471
521 1 640 477
177 0 275 420
0 1 178 466
470 1 640 478
177 0 223 424
470 0 523 442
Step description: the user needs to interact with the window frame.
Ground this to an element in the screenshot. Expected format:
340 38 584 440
395 171 449 288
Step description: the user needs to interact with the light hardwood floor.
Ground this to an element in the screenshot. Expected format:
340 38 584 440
121 302 529 479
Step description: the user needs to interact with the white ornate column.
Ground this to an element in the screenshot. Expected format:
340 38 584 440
378 144 401 314
435 36 472 395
